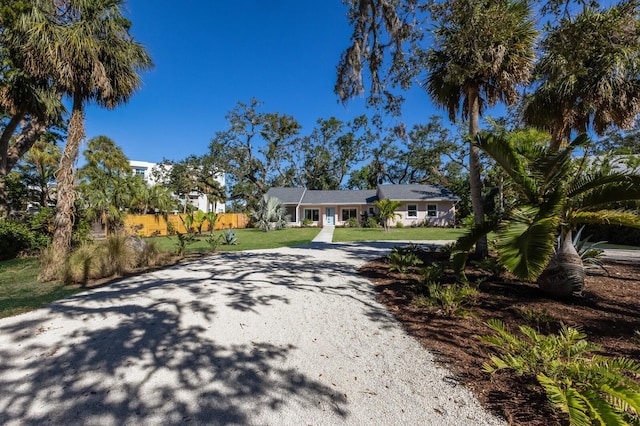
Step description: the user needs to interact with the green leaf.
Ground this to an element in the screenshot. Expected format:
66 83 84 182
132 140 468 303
496 206 558 280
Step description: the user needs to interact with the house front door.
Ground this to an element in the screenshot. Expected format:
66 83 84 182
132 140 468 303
325 208 335 225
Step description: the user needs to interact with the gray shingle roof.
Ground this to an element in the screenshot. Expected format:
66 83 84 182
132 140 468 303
266 184 458 206
300 190 377 205
265 187 306 204
377 184 459 202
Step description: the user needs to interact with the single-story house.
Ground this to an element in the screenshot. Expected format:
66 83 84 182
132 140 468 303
265 184 459 227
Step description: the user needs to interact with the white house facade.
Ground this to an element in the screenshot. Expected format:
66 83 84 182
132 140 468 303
129 160 226 213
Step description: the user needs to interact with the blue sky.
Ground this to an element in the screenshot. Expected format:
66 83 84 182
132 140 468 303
82 1 437 164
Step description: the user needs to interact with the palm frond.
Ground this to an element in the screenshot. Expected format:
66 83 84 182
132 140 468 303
496 206 558 281
475 133 539 202
450 219 499 278
568 172 640 199
576 177 640 209
569 210 640 228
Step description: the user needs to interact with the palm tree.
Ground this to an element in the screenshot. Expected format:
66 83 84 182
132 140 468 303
373 198 402 232
425 0 537 257
457 132 640 298
15 0 153 280
0 67 64 216
76 136 133 236
523 2 640 151
21 138 61 208
250 195 288 232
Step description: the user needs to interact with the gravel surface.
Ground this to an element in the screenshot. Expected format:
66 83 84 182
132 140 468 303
0 241 505 425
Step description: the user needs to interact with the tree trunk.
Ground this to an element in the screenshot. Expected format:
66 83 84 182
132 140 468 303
0 115 49 217
468 86 488 257
550 123 564 152
0 112 27 218
538 228 585 298
39 100 84 281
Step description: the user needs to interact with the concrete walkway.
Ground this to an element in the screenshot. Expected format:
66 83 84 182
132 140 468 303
311 225 335 243
0 242 503 426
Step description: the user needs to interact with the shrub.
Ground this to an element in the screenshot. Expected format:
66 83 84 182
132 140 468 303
365 217 380 228
0 221 34 260
301 217 313 227
387 245 423 274
206 234 222 252
481 319 640 425
174 231 197 256
414 282 478 316
137 240 162 267
104 233 136 276
395 221 404 228
420 262 445 283
250 195 288 232
513 307 558 331
346 217 360 228
64 243 99 285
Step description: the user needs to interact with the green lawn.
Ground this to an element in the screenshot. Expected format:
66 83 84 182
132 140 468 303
332 227 466 242
0 258 80 319
147 227 322 253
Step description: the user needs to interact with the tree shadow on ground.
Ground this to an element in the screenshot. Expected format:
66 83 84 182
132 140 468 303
0 241 416 424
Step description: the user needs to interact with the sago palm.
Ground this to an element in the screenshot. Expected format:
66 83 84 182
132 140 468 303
456 132 640 298
14 0 153 280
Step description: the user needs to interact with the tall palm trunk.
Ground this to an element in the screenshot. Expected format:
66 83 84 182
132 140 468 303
468 86 488 257
39 98 84 281
538 227 585 298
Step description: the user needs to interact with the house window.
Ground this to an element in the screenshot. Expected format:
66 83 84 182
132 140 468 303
341 208 358 222
304 209 319 222
133 168 146 179
407 204 418 218
427 204 437 217
369 207 375 215
285 206 297 222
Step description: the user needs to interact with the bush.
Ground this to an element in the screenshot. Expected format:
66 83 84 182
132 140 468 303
387 244 423 274
137 240 162 267
104 234 137 276
206 234 222 252
395 221 404 228
481 320 640 425
174 231 197 256
64 243 98 285
0 221 34 260
365 217 380 228
346 217 359 228
301 217 313 227
414 282 478 317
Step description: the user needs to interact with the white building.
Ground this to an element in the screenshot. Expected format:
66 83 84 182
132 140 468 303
129 160 226 213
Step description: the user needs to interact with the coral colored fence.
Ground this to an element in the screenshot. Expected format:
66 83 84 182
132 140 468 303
125 213 249 237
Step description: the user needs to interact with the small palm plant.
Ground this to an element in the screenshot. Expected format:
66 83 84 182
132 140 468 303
250 195 289 232
373 199 402 232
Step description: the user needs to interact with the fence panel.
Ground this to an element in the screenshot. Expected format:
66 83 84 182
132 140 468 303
125 213 249 237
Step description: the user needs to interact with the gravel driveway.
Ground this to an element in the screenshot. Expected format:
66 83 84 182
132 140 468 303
0 242 504 425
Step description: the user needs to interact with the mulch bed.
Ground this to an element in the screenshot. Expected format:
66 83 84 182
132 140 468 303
359 251 640 425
